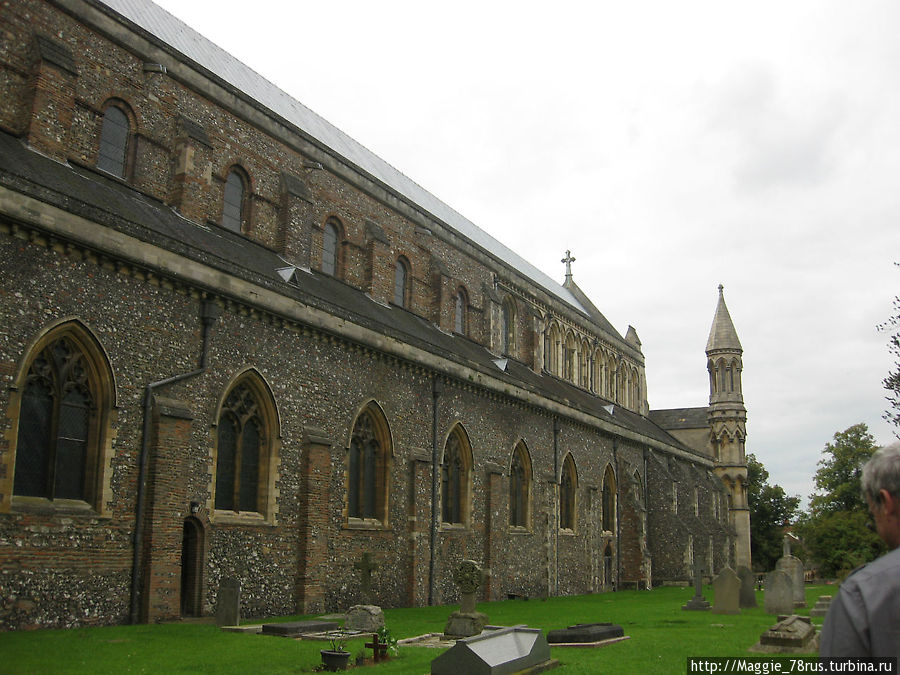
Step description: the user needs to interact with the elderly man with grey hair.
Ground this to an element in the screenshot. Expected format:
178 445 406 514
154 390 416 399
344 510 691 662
819 441 900 657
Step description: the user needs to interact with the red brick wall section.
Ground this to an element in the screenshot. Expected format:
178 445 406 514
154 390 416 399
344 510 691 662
295 436 330 615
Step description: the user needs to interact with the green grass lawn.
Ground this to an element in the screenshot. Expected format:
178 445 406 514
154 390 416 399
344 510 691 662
0 585 834 674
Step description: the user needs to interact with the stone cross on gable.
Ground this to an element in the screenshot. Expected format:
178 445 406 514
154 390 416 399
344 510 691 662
561 250 576 279
354 552 378 604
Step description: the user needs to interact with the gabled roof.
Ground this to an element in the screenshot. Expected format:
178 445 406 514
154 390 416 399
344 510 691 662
649 407 709 431
96 0 591 319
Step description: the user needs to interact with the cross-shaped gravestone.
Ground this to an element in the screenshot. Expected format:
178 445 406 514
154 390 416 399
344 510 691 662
354 552 378 603
561 250 576 279
682 559 711 611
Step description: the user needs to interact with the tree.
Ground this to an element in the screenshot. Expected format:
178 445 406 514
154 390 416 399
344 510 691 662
807 423 877 516
747 454 800 571
796 423 885 578
878 285 900 433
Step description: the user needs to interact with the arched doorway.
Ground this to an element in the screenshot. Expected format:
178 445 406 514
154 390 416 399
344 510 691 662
180 517 204 616
603 543 614 591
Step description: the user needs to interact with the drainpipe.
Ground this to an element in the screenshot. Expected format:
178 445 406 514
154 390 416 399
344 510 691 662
613 436 620 591
129 298 220 624
643 447 650 588
552 416 560 597
428 375 443 606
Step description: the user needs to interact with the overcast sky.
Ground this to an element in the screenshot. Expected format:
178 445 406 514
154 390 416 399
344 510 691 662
152 0 900 505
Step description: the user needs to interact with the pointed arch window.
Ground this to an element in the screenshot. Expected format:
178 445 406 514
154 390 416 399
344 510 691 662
214 378 276 515
97 104 130 179
602 465 616 532
441 426 471 526
509 442 531 528
8 323 114 512
348 406 391 524
560 454 577 530
322 219 340 277
394 257 410 308
222 168 247 232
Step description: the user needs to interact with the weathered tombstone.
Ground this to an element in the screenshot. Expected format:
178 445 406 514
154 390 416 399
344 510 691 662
682 559 711 611
431 626 558 675
444 560 489 638
216 577 241 627
749 615 818 654
547 622 624 644
261 619 340 637
764 570 794 615
809 595 832 618
775 556 806 608
712 567 740 615
345 604 385 632
737 566 758 608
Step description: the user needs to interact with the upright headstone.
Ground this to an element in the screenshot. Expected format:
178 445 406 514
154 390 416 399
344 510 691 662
764 569 793 616
737 566 758 608
444 560 489 638
682 559 711 611
216 577 241 627
712 567 740 615
775 556 805 608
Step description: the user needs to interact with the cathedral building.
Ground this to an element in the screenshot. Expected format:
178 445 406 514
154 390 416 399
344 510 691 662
0 0 750 629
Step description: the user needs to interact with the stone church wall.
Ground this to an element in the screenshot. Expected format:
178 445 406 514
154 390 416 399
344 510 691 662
0 0 741 629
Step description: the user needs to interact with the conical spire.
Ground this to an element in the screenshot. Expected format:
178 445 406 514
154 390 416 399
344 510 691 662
706 284 742 353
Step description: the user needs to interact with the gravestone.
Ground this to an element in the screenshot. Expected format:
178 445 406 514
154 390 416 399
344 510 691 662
809 595 832 618
682 560 711 611
444 560 489 638
431 626 558 675
345 604 385 632
216 577 241 627
775 556 806 608
712 567 740 615
261 619 340 637
737 566 758 608
764 570 794 615
547 622 624 643
749 615 818 654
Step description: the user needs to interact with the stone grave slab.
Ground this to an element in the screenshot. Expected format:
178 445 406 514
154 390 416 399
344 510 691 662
810 595 832 618
216 577 241 627
431 626 558 675
749 615 818 654
737 566 758 608
261 619 340 637
764 570 794 615
712 567 740 615
547 622 624 644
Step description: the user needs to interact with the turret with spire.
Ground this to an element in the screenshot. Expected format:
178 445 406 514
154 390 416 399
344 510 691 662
706 285 751 569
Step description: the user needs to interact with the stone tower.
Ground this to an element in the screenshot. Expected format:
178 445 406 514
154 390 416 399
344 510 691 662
706 285 751 569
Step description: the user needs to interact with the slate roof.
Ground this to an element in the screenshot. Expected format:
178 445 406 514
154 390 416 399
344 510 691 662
0 130 696 456
95 0 598 324
649 407 709 430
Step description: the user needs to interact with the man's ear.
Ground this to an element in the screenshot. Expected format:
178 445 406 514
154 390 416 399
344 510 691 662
880 489 898 517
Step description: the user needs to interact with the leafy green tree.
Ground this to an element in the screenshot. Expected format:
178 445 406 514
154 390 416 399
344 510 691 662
796 423 885 577
747 454 800 571
807 423 877 515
